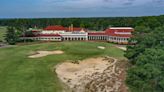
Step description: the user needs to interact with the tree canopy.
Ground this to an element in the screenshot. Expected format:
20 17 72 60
125 24 164 91
0 15 163 30
5 27 18 45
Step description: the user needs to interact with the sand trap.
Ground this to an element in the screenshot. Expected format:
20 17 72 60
97 46 106 50
28 50 64 58
55 57 127 92
116 46 127 51
56 58 110 82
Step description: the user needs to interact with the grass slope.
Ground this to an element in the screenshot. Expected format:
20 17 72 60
0 42 124 92
0 26 7 41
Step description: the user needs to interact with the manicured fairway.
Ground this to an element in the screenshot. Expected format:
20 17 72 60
0 42 124 92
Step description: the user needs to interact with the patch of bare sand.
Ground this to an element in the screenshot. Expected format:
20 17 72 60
28 50 64 58
55 57 128 92
97 46 106 50
115 45 127 51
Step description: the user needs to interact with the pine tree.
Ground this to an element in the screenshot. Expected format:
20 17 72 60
5 27 18 45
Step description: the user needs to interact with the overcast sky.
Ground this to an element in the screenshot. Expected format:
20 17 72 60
0 0 164 18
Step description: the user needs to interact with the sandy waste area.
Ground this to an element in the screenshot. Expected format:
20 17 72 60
97 46 106 50
28 50 64 58
55 57 127 92
115 46 127 51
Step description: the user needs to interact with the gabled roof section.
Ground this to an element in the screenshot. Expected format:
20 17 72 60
105 27 134 37
66 27 87 32
88 31 107 35
44 25 66 31
37 34 61 37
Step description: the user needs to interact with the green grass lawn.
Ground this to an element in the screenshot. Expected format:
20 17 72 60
0 42 125 92
0 26 7 41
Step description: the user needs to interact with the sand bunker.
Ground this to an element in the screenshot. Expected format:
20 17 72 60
97 46 106 50
55 57 127 92
115 45 127 51
28 50 64 58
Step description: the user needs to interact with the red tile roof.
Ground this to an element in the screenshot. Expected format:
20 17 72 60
44 25 86 32
105 28 134 33
37 34 61 37
32 30 40 32
108 34 133 37
44 25 66 31
105 27 134 37
88 32 107 36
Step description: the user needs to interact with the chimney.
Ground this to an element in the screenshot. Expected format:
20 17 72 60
69 26 71 31
71 24 73 31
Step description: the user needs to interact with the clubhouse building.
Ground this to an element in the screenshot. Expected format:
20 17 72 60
21 25 134 44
